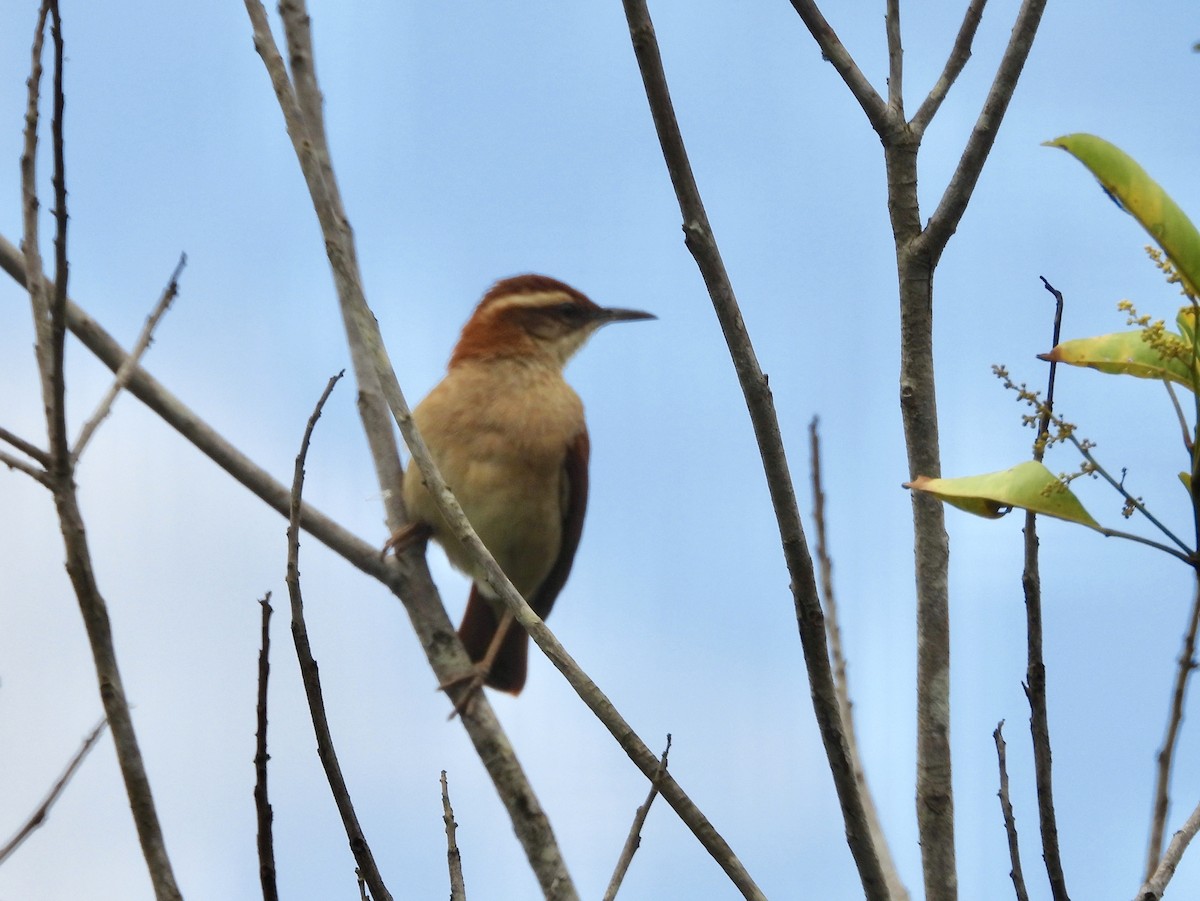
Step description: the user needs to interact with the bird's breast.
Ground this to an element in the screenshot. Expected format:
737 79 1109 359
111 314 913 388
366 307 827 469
402 361 584 597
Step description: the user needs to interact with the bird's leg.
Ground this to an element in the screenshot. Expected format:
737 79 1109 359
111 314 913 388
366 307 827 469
380 520 432 560
442 610 517 719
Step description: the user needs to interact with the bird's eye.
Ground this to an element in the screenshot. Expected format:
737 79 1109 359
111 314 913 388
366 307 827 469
556 302 582 320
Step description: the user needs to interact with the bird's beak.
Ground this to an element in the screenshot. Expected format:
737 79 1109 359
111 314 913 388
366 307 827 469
594 306 657 325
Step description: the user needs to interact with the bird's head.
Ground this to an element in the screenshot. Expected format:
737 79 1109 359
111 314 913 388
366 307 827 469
449 274 655 369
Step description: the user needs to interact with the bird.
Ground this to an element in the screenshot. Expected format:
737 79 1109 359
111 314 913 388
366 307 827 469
390 274 655 696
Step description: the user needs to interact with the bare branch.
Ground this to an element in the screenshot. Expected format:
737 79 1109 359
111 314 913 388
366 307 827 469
787 0 892 133
623 2 884 897
603 735 672 901
285 371 393 901
911 0 987 134
0 447 50 484
1023 280 1069 901
72 253 186 461
992 722 1030 901
918 0 1049 258
0 716 107 865
811 419 909 901
254 592 279 901
441 772 466 901
20 7 182 898
0 425 49 466
1137 797 1200 901
1145 578 1200 879
885 0 903 114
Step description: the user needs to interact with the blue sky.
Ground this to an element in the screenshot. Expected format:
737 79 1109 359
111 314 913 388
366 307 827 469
2 2 1199 899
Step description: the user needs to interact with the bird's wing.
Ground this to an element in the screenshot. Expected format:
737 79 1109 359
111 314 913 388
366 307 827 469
531 426 590 619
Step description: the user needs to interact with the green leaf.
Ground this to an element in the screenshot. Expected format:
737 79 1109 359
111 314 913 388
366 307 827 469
1039 330 1196 390
905 461 1100 528
1044 134 1200 296
1177 305 1197 346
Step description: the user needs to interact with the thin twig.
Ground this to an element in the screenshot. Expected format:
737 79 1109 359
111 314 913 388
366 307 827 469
1024 278 1069 901
911 0 987 133
72 253 186 461
623 2 881 897
810 418 909 901
0 716 108 865
1065 433 1192 555
0 448 50 484
992 722 1030 901
1088 524 1193 564
603 736 672 901
0 425 49 466
254 592 279 901
441 771 466 901
1137 796 1200 900
1145 578 1200 880
285 372 393 901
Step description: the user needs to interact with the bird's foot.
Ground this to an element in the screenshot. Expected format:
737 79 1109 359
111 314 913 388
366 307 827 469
438 665 491 720
380 521 432 560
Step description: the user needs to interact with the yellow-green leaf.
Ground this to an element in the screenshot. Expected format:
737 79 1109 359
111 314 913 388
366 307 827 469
1177 305 1199 346
1044 134 1200 296
905 461 1100 528
1039 331 1196 390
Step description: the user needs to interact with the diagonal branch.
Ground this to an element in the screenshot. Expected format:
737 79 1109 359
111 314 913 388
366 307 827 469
0 447 50 484
0 425 49 467
603 735 672 901
72 253 186 461
787 0 892 134
624 2 886 897
0 717 107 866
1137 796 1200 901
917 0 1049 259
910 0 987 134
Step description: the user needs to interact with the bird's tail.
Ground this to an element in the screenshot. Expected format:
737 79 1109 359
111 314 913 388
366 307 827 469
458 585 528 694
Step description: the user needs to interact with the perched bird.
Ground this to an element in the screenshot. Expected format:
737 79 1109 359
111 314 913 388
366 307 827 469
394 275 654 695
